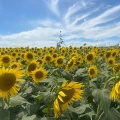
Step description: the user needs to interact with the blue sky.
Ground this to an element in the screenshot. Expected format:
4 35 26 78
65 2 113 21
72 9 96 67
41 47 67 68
0 0 120 47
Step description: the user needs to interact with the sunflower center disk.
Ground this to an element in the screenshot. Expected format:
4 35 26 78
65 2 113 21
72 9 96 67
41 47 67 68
27 53 33 59
0 73 16 91
90 69 95 75
87 54 93 61
60 88 74 104
35 71 43 79
28 63 36 72
2 57 10 63
57 58 63 64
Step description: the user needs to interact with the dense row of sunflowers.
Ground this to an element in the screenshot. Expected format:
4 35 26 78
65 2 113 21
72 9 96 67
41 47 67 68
0 45 120 120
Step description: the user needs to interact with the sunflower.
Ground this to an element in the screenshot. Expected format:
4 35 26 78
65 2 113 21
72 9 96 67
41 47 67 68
113 63 120 74
53 81 84 118
55 56 64 67
85 51 96 64
31 68 47 83
88 65 98 78
104 51 111 60
65 57 76 71
24 52 35 61
43 54 53 63
10 62 21 69
26 60 38 75
110 81 120 103
107 57 115 65
0 67 24 101
36 58 44 66
0 54 12 66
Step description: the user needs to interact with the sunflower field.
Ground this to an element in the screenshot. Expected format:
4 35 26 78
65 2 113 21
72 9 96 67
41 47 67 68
0 45 120 120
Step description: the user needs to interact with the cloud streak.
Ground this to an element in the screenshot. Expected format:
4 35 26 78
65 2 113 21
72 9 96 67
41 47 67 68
0 0 120 47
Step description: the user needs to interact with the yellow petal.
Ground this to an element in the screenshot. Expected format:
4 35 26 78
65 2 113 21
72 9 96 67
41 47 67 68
58 95 64 102
59 91 66 97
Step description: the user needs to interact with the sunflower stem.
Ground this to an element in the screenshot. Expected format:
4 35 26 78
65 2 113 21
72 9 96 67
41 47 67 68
103 75 119 89
2 98 5 109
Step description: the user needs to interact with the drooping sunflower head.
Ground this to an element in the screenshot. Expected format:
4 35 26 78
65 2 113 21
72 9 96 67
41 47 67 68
31 68 47 83
26 60 38 75
24 52 35 61
54 81 84 118
0 67 24 101
110 81 120 103
88 65 98 78
85 51 96 64
0 54 12 66
55 56 64 67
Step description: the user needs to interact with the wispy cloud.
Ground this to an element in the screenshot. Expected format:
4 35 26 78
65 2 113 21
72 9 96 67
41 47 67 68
44 0 60 17
0 0 120 47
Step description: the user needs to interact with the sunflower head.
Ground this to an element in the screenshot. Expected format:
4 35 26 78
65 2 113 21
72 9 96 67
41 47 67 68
54 81 84 118
44 54 53 63
0 67 24 101
55 56 64 67
85 51 96 64
24 52 35 61
113 63 120 74
26 60 38 75
0 55 12 66
110 81 120 103
88 65 98 78
31 68 47 83
10 62 21 69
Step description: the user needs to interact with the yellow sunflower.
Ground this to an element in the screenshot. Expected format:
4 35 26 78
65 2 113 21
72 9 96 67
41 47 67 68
43 54 53 63
88 65 98 78
0 54 12 66
0 67 24 101
10 62 21 69
110 81 120 103
31 68 47 83
85 51 96 64
113 63 120 74
26 60 38 75
65 57 76 71
54 81 84 118
24 52 35 61
55 56 64 67
107 57 115 65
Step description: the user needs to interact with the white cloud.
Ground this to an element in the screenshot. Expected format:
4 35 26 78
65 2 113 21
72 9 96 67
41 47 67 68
0 0 120 47
44 0 60 17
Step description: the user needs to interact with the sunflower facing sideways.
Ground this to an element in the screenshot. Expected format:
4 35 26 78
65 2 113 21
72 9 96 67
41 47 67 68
53 81 84 118
0 67 24 101
88 65 98 78
31 68 47 83
110 81 120 103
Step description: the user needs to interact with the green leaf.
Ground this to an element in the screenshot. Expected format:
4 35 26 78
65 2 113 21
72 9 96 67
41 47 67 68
75 68 86 76
42 108 48 113
36 93 44 100
22 115 36 120
10 95 30 106
92 89 111 114
23 86 33 95
0 108 10 120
